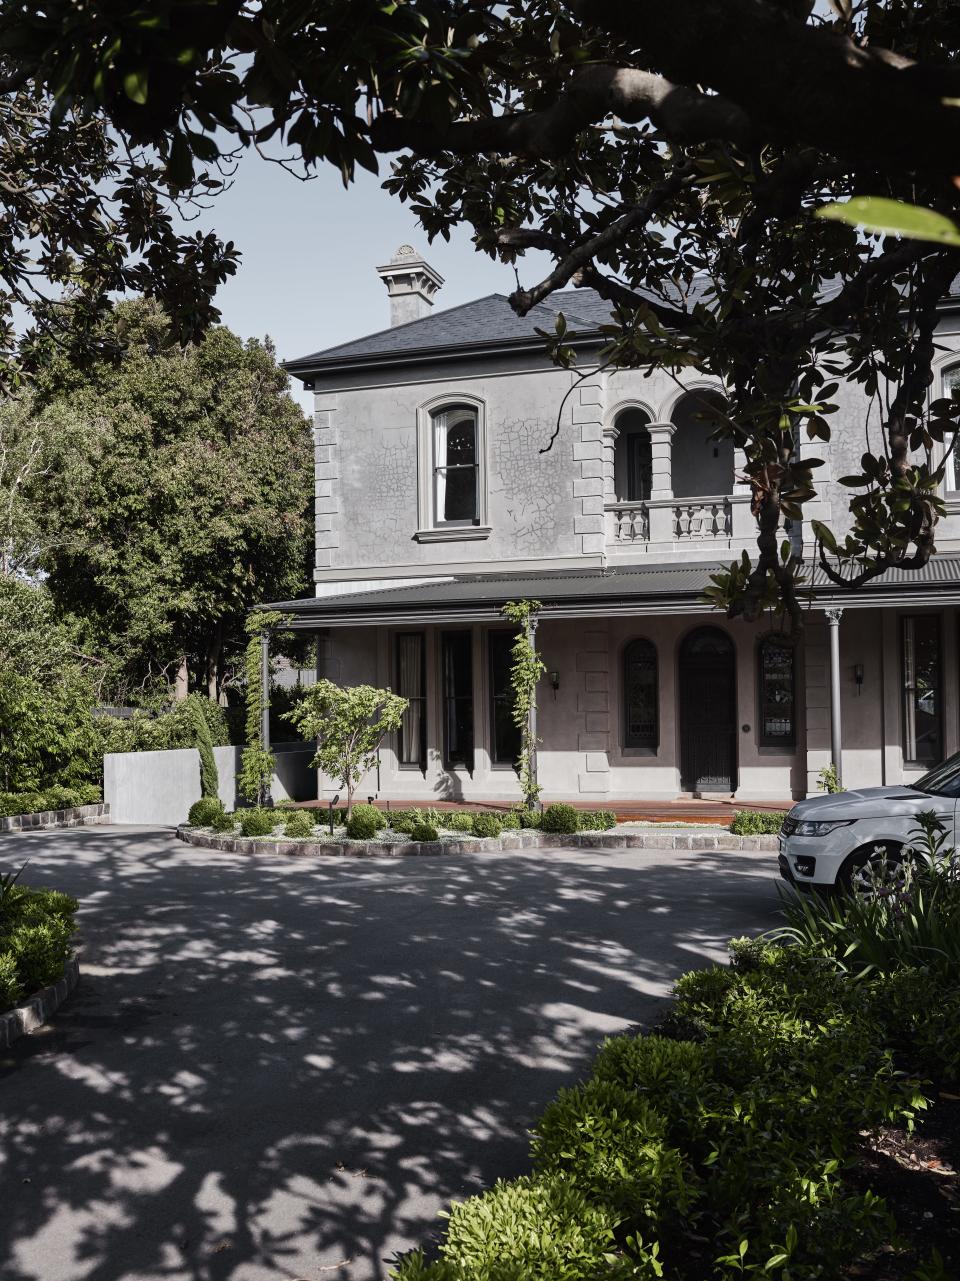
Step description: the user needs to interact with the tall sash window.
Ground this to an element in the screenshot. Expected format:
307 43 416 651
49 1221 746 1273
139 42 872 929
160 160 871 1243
396 633 426 769
442 631 474 769
433 407 479 524
758 636 796 747
902 615 942 765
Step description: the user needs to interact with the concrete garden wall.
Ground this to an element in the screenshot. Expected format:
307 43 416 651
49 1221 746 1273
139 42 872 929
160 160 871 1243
104 742 316 826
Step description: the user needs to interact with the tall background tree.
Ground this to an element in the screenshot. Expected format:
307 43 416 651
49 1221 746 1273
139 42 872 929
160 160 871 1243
25 299 313 702
6 1 960 626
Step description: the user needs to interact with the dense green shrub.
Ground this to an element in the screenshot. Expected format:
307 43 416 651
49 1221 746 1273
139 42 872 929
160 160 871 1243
386 808 419 833
516 807 541 829
346 803 384 839
409 821 439 842
187 796 225 827
578 810 617 831
729 809 787 835
211 809 238 833
189 695 220 799
472 813 502 839
0 785 102 817
239 808 277 838
392 911 937 1281
283 809 316 838
541 802 580 835
392 1174 644 1281
98 692 233 755
499 809 521 830
0 882 78 1012
445 811 475 833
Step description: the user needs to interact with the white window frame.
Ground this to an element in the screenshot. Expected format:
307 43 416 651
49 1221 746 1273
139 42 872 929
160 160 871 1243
415 394 491 542
941 362 960 495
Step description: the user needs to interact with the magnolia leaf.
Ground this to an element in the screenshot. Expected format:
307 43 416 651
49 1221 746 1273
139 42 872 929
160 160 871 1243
122 66 149 105
817 196 960 246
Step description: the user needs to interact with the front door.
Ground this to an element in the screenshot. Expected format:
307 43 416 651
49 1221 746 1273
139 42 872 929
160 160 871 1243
679 627 737 793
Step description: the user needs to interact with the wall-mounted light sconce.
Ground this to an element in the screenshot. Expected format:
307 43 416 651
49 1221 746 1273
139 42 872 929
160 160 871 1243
854 663 864 695
549 670 560 699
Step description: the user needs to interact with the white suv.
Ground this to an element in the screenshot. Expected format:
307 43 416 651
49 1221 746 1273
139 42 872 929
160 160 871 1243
779 753 960 892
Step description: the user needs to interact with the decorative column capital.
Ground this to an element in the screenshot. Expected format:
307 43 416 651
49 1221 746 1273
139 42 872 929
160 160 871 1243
602 425 620 441
824 608 844 626
646 420 677 438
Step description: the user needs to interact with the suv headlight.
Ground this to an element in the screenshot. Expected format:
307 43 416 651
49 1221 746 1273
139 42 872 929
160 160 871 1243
792 819 854 837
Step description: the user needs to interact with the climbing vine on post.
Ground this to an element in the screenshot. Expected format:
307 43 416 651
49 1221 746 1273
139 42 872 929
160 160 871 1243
502 599 545 810
238 610 286 805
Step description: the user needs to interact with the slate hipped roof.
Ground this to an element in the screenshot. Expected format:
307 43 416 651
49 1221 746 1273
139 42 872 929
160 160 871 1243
265 556 960 627
284 286 618 377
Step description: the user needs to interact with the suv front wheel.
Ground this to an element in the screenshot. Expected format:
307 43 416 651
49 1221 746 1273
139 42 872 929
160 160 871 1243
838 841 905 896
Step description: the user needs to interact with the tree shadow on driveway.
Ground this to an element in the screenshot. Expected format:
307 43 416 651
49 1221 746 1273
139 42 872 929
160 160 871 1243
0 826 782 1281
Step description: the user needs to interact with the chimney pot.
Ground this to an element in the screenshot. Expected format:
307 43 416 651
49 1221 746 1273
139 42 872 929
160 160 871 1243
376 245 444 327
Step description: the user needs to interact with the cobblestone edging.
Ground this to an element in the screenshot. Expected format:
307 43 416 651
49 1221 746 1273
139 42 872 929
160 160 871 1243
177 825 779 860
0 955 80 1049
0 803 109 835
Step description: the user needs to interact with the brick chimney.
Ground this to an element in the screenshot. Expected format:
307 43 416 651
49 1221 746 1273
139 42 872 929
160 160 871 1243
376 244 444 327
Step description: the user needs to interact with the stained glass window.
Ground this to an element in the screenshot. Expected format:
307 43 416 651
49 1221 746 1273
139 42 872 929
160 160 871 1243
758 636 795 747
623 639 658 750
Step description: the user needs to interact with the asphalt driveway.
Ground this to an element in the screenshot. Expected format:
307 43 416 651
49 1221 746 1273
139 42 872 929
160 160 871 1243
0 825 782 1281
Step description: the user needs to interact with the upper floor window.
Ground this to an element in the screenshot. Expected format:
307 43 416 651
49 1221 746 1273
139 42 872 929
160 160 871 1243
416 397 490 541
623 638 658 750
757 635 796 748
613 408 652 502
434 406 478 524
944 366 960 491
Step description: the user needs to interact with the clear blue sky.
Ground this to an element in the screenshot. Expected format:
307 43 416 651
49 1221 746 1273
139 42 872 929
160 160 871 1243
189 154 550 412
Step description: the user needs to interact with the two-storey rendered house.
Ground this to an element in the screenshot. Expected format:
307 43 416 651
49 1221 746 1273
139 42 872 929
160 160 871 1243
274 245 960 805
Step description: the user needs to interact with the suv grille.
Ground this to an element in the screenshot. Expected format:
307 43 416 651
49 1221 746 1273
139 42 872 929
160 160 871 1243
780 815 798 836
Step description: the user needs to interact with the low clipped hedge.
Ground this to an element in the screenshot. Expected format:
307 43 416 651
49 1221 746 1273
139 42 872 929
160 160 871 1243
391 934 935 1281
346 803 384 839
0 873 78 1012
729 809 787 835
541 803 580 834
187 796 224 827
0 784 102 818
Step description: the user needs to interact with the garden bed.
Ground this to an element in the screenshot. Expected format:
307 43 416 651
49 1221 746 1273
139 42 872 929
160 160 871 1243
0 874 80 1046
178 822 778 857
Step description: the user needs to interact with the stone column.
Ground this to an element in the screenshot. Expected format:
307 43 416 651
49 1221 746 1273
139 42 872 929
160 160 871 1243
826 608 843 785
646 421 676 544
602 425 619 540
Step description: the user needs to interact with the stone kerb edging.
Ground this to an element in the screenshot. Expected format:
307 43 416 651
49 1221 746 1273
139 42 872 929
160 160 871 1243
178 824 779 859
0 803 109 835
0 955 80 1049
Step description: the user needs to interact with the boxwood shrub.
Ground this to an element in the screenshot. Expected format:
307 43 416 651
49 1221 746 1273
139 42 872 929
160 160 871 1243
541 803 580 835
445 811 476 834
187 796 225 827
516 807 541 829
409 821 439 842
283 809 316 838
346 804 384 839
499 810 521 830
472 813 503 839
239 808 277 838
211 809 238 833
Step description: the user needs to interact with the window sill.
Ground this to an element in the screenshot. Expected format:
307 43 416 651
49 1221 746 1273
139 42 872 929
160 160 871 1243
415 525 492 543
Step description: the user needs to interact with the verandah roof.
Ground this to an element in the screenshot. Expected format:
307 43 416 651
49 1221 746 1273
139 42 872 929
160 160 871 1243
263 557 960 629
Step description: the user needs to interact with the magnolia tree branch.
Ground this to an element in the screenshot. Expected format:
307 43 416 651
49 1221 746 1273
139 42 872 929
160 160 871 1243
370 65 756 158
570 0 960 174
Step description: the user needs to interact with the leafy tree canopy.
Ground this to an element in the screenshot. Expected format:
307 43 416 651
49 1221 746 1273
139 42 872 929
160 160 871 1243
25 299 313 701
0 578 100 790
8 1 960 623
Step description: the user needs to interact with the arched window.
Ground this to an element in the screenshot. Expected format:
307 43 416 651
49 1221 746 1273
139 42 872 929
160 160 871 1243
613 408 652 501
623 639 658 750
432 405 478 524
757 635 796 748
670 390 733 498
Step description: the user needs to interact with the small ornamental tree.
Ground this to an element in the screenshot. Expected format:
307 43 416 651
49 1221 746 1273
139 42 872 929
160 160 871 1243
285 680 407 821
502 600 546 810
